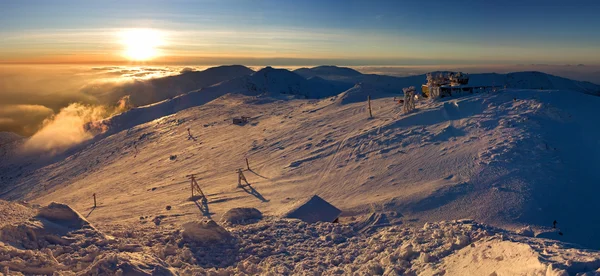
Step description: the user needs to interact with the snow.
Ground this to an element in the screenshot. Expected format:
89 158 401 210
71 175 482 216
221 207 262 225
102 65 254 107
1 66 600 274
283 195 341 223
3 202 600 275
0 132 22 145
297 66 600 96
181 220 233 243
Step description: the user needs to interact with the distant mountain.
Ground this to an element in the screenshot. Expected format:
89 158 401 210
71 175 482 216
98 65 255 107
243 67 354 98
299 66 600 96
96 67 354 133
294 65 362 79
97 66 600 134
296 66 426 96
506 71 600 95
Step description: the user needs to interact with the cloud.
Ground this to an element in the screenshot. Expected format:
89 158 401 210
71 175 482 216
21 98 132 156
0 65 189 136
0 104 54 135
21 103 108 156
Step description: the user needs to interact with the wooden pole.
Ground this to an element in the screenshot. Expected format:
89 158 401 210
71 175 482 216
191 175 194 198
93 193 96 208
245 158 250 170
368 95 373 118
187 174 206 201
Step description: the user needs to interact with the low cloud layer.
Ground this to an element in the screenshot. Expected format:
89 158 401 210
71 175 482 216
20 100 132 156
21 103 108 155
0 65 198 137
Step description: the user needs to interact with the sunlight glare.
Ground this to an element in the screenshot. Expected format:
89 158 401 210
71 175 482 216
119 29 164 61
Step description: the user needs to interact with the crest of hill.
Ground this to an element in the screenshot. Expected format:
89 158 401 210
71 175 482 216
294 65 363 79
106 65 254 107
298 66 600 96
93 67 600 135
95 67 353 134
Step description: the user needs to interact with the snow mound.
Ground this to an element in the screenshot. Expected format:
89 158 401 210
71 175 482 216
421 239 568 276
36 202 92 229
284 195 341 223
79 252 176 276
1 202 101 250
0 245 63 275
220 207 262 225
181 220 233 243
336 82 386 104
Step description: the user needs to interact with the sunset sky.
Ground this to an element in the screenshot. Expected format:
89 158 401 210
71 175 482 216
1 0 599 65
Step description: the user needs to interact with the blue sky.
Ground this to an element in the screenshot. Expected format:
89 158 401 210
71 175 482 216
1 0 599 65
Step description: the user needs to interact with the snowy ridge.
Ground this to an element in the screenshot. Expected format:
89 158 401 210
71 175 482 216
95 66 353 134
104 65 254 107
297 66 600 96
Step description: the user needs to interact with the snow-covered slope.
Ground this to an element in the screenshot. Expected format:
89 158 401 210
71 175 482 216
93 67 353 134
2 68 600 273
102 65 255 106
0 132 22 145
3 87 599 248
0 132 25 186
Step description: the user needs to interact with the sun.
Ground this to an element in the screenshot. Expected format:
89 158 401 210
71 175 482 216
119 29 163 61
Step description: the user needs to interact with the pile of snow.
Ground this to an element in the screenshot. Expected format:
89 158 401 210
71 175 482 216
1 202 99 250
79 252 176 276
284 195 341 223
36 202 92 229
220 207 262 225
336 82 388 104
181 220 233 243
2 201 600 274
